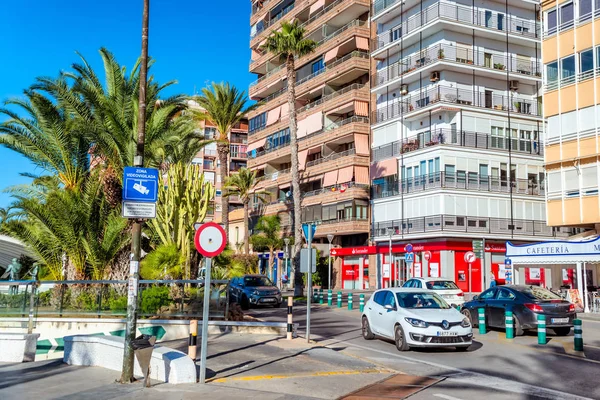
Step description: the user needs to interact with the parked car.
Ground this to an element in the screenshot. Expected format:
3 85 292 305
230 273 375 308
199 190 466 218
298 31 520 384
403 278 465 306
460 285 576 336
229 274 282 310
361 288 473 352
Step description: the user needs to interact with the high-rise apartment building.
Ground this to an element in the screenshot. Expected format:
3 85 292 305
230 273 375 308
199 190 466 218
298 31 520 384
367 0 576 293
241 0 372 285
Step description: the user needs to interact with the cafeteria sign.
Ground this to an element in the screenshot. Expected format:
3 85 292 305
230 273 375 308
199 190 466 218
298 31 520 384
506 237 600 257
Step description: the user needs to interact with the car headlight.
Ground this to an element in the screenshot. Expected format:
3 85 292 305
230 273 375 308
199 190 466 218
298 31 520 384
405 318 429 328
252 290 260 296
461 317 471 328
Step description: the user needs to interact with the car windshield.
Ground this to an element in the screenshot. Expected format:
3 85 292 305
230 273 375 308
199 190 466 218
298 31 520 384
244 276 273 287
396 292 450 309
426 281 459 290
521 286 563 300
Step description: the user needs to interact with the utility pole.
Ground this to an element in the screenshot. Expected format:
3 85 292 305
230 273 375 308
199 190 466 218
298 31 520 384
121 0 150 383
327 234 334 290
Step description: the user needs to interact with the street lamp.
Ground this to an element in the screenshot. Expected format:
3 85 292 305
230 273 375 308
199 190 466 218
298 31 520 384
327 234 334 290
284 238 290 291
387 228 394 287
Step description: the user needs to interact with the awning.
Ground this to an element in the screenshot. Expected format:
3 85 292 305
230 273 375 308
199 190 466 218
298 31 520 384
266 106 281 126
251 49 262 61
280 102 289 118
326 100 354 116
370 158 398 179
301 173 324 184
355 100 369 117
323 170 339 187
355 166 370 184
251 163 266 171
309 0 325 14
337 166 354 184
307 145 322 155
324 46 341 64
297 117 308 139
247 137 267 152
299 149 309 171
356 37 370 51
279 182 291 189
305 111 323 135
309 83 326 95
354 134 370 156
506 237 600 264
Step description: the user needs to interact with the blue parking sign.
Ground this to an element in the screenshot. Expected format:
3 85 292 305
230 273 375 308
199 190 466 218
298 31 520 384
504 258 512 266
405 252 414 263
122 167 159 203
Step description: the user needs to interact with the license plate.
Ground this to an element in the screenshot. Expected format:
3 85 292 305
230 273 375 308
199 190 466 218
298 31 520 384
442 295 452 299
551 318 569 324
437 331 458 336
261 298 275 303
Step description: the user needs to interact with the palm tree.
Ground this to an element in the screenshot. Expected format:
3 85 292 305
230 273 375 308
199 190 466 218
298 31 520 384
192 83 256 238
262 20 317 296
223 167 269 254
250 215 283 281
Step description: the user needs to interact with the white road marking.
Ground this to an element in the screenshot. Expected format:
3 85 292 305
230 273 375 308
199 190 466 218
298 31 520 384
433 394 464 400
322 339 594 400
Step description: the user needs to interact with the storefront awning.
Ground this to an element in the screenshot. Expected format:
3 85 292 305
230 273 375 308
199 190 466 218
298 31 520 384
506 237 600 265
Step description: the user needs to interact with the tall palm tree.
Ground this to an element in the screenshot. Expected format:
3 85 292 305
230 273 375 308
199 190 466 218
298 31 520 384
262 20 317 296
223 167 269 254
193 83 256 238
250 215 283 281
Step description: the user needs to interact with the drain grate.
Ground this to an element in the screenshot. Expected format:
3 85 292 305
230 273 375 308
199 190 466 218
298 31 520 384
340 374 442 399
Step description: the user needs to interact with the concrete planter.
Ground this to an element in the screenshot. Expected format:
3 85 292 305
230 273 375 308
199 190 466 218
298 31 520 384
0 333 40 362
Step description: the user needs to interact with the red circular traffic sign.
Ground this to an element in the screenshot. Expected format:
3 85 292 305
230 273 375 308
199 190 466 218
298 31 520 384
423 251 432 261
464 251 476 263
194 222 227 258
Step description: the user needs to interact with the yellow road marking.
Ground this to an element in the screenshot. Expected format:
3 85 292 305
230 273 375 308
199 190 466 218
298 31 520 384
209 368 383 383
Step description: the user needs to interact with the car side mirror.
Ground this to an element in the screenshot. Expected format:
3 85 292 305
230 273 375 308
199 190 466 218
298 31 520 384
384 304 395 311
473 295 479 300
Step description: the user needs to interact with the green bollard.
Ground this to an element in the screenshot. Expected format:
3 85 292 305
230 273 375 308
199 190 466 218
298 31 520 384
319 289 324 305
359 294 365 313
574 319 583 351
313 288 318 302
327 290 332 306
337 291 342 308
478 308 486 334
505 309 514 339
537 314 546 345
348 293 353 310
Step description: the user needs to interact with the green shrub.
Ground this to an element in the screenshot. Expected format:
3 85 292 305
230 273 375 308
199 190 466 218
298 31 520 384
37 290 52 307
109 295 128 312
138 286 171 314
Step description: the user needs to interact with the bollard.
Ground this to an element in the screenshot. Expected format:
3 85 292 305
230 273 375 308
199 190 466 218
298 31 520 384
287 296 293 340
188 320 198 360
348 293 353 310
327 290 332 306
337 291 342 308
537 314 546 345
359 294 365 313
574 319 583 351
478 308 486 334
319 288 324 305
505 310 514 340
313 288 318 302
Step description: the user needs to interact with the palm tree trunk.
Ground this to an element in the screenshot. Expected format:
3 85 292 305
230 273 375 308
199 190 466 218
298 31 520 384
286 56 303 297
218 141 230 237
243 200 250 254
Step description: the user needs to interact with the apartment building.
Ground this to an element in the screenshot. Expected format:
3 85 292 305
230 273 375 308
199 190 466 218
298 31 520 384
242 0 372 286
366 0 579 293
542 0 600 288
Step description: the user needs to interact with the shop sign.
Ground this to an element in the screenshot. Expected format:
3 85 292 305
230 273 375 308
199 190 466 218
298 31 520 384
506 237 600 257
331 246 377 256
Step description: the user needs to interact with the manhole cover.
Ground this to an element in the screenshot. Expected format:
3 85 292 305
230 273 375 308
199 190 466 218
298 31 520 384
340 374 441 399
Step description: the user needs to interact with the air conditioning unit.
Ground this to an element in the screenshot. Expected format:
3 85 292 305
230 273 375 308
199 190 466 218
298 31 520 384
509 80 519 91
400 84 408 95
430 71 440 82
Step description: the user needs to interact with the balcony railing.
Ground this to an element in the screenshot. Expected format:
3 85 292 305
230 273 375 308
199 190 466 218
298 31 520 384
371 129 543 162
373 2 539 52
372 215 573 238
251 2 295 39
230 145 248 159
372 86 541 124
252 0 274 16
373 43 541 89
545 67 600 92
372 0 402 17
302 182 369 199
203 149 217 157
371 172 545 200
306 148 358 167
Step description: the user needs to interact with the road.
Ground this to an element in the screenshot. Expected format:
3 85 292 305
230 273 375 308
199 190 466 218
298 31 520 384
248 301 600 400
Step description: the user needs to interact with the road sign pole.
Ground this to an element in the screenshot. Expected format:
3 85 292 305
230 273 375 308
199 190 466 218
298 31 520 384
468 262 472 301
199 257 212 384
306 225 313 343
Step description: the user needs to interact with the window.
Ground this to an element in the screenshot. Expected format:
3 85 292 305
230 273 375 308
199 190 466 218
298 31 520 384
485 10 492 27
249 112 267 133
457 170 466 185
311 58 324 74
496 289 516 300
445 164 455 183
425 280 459 290
478 288 497 300
373 291 386 305
560 2 574 30
382 291 396 308
580 49 594 78
547 9 557 34
479 164 489 184
580 0 592 21
561 55 576 82
497 13 504 30
545 62 559 86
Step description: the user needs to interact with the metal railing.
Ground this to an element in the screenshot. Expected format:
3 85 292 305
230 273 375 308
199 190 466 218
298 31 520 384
371 172 545 200
302 182 369 199
545 67 600 92
373 85 541 124
372 215 575 238
373 2 539 51
371 129 543 162
0 279 231 321
373 0 402 17
251 2 295 39
373 43 541 88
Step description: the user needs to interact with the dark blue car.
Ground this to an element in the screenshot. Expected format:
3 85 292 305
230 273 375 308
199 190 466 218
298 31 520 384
461 285 576 336
229 274 282 310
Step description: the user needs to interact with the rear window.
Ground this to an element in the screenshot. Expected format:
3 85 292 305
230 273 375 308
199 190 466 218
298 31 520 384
426 281 459 290
521 287 562 300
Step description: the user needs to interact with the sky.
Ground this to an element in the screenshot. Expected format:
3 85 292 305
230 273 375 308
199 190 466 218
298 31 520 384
0 0 253 208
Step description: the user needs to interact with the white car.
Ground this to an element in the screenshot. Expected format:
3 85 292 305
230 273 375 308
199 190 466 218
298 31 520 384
403 277 465 306
361 288 473 351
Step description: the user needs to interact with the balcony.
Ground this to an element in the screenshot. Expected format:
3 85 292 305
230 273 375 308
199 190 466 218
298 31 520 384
371 172 545 200
251 0 275 24
283 217 370 238
203 149 218 158
371 129 543 163
230 145 248 159
372 43 541 92
372 215 573 239
373 2 539 56
545 67 599 92
372 85 541 125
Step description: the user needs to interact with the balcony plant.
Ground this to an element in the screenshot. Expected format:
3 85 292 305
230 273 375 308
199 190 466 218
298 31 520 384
514 102 522 113
438 49 445 59
493 63 505 70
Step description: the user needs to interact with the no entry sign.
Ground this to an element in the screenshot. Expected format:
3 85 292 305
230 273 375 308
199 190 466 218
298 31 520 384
194 222 226 258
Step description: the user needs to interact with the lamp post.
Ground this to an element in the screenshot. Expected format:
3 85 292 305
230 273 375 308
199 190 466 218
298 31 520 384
388 229 394 287
327 234 334 290
284 238 290 291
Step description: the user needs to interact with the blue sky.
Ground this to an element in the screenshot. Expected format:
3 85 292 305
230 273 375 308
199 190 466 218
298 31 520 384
0 0 253 208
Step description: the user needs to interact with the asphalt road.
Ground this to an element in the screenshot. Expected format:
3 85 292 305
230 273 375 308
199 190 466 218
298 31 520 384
248 302 600 400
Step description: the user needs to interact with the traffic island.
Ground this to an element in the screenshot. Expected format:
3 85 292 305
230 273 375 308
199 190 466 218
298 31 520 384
0 333 40 362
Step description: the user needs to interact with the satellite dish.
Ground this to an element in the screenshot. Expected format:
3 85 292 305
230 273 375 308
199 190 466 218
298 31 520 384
286 191 292 198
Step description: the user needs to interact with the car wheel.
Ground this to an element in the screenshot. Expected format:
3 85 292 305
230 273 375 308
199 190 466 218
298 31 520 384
362 316 375 340
455 345 470 352
240 296 250 310
514 315 524 336
553 327 571 336
461 309 473 326
394 324 410 351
